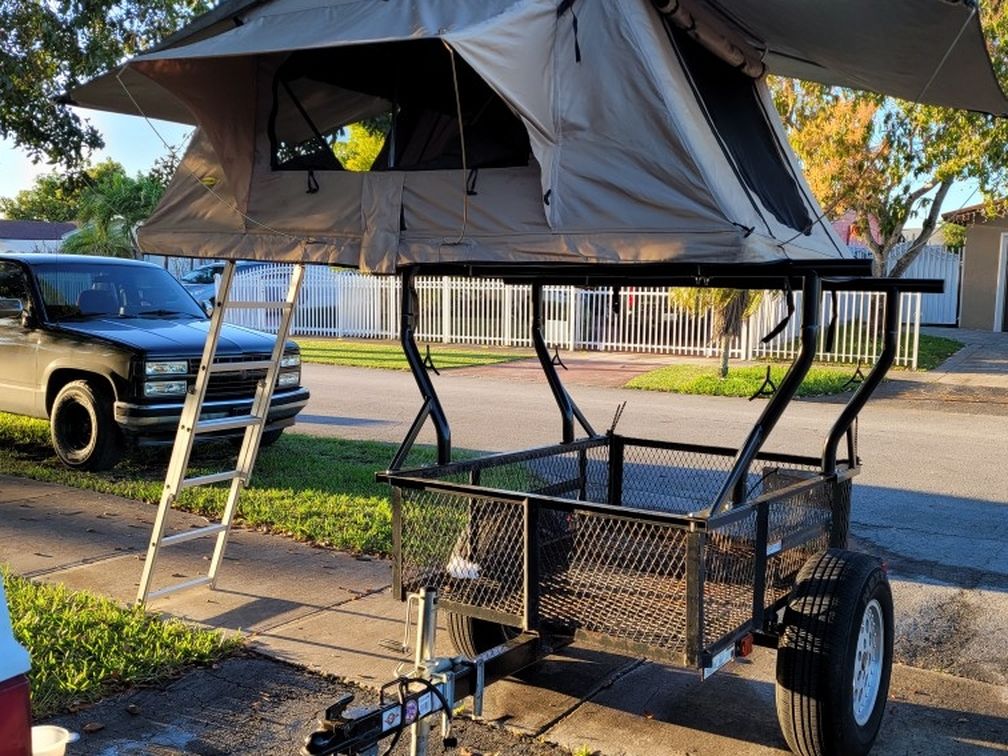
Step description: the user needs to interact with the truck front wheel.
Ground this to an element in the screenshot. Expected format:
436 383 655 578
50 379 123 471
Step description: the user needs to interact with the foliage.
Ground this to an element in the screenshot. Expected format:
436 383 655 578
3 568 239 717
333 122 388 172
915 333 963 371
0 0 210 169
61 168 170 257
296 338 530 370
0 417 399 554
668 289 764 378
770 2 1008 277
626 363 856 398
0 160 124 222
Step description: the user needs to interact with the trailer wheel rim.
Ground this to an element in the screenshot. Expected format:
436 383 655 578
852 598 884 726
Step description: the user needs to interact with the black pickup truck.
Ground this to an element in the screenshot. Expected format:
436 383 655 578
0 253 309 470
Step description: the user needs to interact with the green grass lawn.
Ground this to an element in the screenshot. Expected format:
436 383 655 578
914 333 963 370
626 364 856 398
625 333 964 398
3 569 239 717
0 414 398 554
296 338 530 370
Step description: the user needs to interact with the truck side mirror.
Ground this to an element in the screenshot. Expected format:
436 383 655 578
0 298 23 320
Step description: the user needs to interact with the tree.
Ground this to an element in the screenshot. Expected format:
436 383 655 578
0 161 125 222
61 167 172 258
770 4 1008 277
332 119 390 171
670 289 763 378
0 1 210 170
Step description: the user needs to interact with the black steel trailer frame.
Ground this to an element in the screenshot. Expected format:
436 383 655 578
306 262 941 755
383 266 936 668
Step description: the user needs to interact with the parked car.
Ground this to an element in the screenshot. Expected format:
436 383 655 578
179 260 269 306
0 253 309 471
0 579 31 756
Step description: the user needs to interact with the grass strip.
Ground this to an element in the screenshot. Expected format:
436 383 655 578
625 364 855 398
3 568 240 717
296 338 530 370
0 414 397 554
914 333 963 371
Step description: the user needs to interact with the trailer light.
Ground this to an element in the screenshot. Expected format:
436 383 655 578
144 380 188 397
145 360 188 376
736 633 754 658
280 353 301 368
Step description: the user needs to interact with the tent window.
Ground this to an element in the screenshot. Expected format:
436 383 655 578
670 25 813 234
268 39 531 173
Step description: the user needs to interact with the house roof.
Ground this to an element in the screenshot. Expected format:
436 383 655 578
0 220 77 241
942 200 1008 227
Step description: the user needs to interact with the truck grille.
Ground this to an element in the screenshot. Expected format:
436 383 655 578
190 354 272 400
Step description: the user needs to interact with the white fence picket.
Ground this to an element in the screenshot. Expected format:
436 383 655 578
210 260 935 367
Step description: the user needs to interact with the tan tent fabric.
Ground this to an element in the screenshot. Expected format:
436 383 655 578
67 0 1008 273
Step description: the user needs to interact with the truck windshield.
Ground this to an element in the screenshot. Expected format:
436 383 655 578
32 262 208 321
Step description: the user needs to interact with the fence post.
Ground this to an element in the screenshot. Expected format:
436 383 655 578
912 292 921 370
504 285 513 346
441 278 451 344
568 286 576 351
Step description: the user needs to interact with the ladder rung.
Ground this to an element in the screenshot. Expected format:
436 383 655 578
147 575 212 600
208 360 275 373
195 415 260 434
160 523 228 547
180 470 242 489
224 301 295 311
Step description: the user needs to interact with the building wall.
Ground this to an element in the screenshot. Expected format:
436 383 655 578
960 221 1008 331
0 239 63 254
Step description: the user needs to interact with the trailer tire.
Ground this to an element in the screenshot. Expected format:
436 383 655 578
775 549 893 756
446 611 518 658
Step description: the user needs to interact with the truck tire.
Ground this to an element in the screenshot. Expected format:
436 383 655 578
50 379 123 471
446 611 518 658
775 549 893 756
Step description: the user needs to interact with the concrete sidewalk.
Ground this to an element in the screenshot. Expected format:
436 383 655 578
2 474 1006 755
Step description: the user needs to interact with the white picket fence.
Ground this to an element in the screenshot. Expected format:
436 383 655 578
226 265 925 368
848 243 961 325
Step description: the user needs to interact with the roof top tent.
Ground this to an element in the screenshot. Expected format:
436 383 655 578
70 2 1005 754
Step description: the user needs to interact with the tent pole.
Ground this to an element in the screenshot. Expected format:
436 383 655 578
399 270 451 465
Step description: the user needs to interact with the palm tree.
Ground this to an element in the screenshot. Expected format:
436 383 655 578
670 288 763 378
61 171 166 258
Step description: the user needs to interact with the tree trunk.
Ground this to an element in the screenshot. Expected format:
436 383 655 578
719 334 731 379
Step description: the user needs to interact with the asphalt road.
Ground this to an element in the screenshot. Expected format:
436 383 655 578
298 361 1008 686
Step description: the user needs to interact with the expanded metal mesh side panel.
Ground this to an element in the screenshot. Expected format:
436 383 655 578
398 489 525 617
761 470 840 608
619 444 750 514
705 511 757 649
539 511 691 655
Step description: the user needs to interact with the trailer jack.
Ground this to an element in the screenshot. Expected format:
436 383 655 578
303 588 547 756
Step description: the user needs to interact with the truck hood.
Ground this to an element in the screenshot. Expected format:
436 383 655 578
53 317 290 357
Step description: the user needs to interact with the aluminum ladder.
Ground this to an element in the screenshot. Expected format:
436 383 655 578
136 261 305 605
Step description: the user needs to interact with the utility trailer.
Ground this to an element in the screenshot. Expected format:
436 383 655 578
65 1 1000 753
304 264 941 756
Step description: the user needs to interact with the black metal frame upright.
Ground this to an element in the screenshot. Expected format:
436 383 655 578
386 266 940 673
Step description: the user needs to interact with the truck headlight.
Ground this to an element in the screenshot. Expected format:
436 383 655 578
276 371 300 388
145 360 188 376
280 353 301 368
144 380 188 397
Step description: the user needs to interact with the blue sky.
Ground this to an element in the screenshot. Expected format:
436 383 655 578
0 110 193 199
0 109 981 225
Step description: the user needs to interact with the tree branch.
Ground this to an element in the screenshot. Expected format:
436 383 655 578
889 179 953 279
